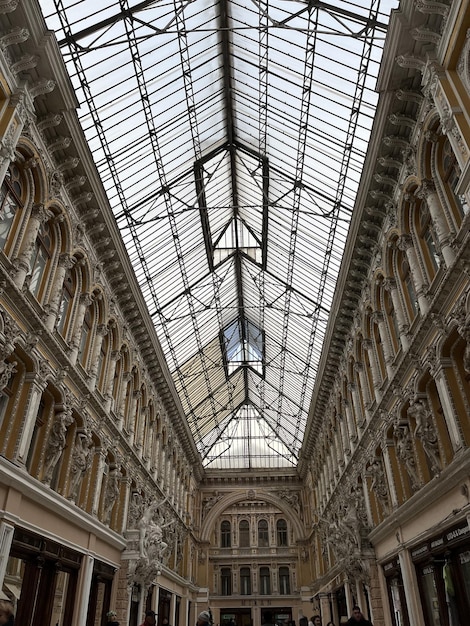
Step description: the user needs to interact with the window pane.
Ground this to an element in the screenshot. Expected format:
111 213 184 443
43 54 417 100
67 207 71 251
239 520 250 547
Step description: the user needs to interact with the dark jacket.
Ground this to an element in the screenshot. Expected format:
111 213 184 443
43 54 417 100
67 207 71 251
346 618 373 626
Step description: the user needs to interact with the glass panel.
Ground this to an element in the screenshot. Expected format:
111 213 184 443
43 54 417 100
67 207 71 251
239 521 250 548
240 568 251 595
50 571 71 626
3 555 24 606
419 565 441 626
37 0 399 469
279 567 290 595
94 581 106 626
277 520 288 547
388 577 404 626
260 567 271 595
258 520 269 547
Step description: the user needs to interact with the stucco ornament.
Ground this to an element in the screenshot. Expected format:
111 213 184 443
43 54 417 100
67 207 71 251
138 497 172 561
43 406 73 485
68 431 93 501
408 398 441 474
394 417 420 488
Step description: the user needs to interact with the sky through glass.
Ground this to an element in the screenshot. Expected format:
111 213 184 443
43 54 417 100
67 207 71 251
38 0 398 469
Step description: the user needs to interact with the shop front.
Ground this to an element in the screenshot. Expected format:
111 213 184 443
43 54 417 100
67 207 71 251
383 520 470 626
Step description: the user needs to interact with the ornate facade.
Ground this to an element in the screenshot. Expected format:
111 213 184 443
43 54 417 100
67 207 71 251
0 0 469 626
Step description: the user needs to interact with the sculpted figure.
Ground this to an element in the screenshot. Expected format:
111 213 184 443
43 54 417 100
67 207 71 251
43 408 73 484
369 458 390 514
138 496 171 561
408 399 441 474
68 431 93 501
394 420 420 488
103 467 121 523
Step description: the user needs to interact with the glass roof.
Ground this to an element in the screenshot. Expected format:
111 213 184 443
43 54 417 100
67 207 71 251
38 0 397 469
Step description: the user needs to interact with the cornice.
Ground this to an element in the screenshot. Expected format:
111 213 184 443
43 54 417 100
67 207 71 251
0 455 126 555
369 447 470 548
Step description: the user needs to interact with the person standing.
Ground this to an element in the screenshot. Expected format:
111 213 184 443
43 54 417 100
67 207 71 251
197 610 213 626
346 606 373 626
107 610 120 626
261 612 275 626
140 610 156 626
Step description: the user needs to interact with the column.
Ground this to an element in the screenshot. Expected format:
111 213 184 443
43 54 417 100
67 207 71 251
338 412 350 458
16 373 48 463
348 381 364 436
343 397 357 445
74 554 94 626
87 324 108 391
355 361 372 420
0 522 14 589
68 292 93 365
319 593 331 624
383 278 410 351
91 448 107 516
44 252 75 332
382 440 399 510
363 339 382 402
104 349 120 414
12 203 50 289
152 433 162 481
128 390 141 444
398 549 426 626
117 372 132 431
120 477 132 535
417 179 456 267
371 310 395 378
397 233 430 315
431 358 465 452
344 579 354 618
0 90 32 183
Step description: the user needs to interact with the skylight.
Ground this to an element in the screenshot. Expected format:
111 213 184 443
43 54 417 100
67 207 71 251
38 0 397 470
222 319 264 376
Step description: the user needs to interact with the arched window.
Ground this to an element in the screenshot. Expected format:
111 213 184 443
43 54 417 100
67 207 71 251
221 520 231 548
259 567 270 595
240 567 251 595
258 519 269 547
279 566 290 594
440 137 469 222
78 304 93 367
0 164 23 252
239 519 250 547
277 519 288 546
221 567 232 595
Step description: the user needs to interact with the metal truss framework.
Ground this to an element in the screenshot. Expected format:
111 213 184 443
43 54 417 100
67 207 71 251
40 0 395 469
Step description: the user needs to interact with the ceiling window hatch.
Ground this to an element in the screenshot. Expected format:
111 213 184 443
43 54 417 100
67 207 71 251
222 318 264 376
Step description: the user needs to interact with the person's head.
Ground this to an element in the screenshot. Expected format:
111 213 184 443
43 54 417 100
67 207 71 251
144 611 156 625
197 611 213 626
163 619 169 625
0 600 14 626
312 616 322 626
299 618 308 626
351 607 363 622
